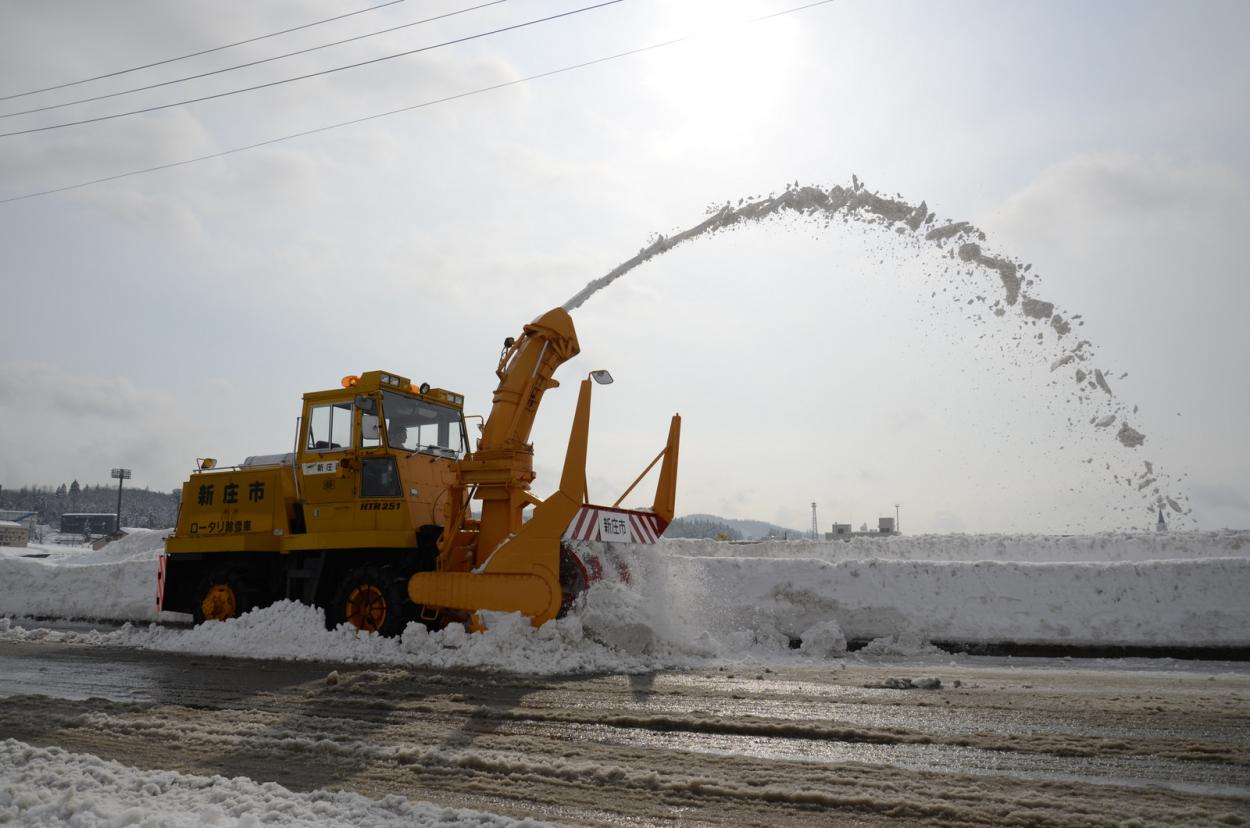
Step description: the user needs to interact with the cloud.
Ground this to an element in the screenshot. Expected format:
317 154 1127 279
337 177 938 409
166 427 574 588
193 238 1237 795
991 153 1247 241
82 188 208 243
0 363 185 489
1189 483 1249 511
715 488 754 516
222 146 331 206
0 109 218 195
1 364 172 420
930 510 966 533
881 408 928 434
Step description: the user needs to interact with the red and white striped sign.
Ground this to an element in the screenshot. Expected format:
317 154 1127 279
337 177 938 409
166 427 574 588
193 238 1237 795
156 553 168 611
563 506 665 544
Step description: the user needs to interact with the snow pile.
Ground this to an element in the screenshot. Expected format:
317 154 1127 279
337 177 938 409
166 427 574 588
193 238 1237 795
0 528 169 564
2 532 1249 672
0 529 168 622
0 600 698 675
0 738 546 827
646 542 1250 648
797 619 847 657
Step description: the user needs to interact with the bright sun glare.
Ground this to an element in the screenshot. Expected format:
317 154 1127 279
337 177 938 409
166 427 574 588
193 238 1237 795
648 0 803 152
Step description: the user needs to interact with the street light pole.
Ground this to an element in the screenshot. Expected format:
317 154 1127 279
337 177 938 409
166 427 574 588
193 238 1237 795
110 468 131 534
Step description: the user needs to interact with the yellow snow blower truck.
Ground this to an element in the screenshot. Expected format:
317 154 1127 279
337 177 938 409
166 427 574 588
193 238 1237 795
160 307 680 634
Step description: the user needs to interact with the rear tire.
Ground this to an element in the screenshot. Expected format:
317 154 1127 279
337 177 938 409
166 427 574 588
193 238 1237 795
329 566 409 636
192 569 253 625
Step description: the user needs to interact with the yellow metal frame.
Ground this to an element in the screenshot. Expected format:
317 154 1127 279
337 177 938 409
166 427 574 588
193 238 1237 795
407 308 682 627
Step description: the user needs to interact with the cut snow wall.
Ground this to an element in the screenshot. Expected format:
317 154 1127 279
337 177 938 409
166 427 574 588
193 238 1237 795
647 541 1250 648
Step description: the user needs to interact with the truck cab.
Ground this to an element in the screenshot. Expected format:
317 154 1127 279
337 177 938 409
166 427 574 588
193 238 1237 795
295 371 468 544
162 370 471 634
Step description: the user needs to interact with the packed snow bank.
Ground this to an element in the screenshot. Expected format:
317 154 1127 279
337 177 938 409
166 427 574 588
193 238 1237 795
0 738 545 827
2 532 1248 672
0 529 168 622
648 548 1250 648
637 534 1250 649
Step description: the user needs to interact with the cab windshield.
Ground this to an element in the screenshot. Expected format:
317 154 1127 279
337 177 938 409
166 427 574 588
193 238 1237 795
381 391 465 458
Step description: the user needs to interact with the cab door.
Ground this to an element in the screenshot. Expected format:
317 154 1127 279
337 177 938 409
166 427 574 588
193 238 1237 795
355 398 410 532
298 398 358 535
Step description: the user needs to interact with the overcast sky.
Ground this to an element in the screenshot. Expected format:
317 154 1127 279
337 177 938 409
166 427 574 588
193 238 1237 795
1 0 1247 534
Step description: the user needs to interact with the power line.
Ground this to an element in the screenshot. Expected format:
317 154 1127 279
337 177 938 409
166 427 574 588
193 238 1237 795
0 0 837 205
0 0 410 103
0 0 622 138
1 0 509 120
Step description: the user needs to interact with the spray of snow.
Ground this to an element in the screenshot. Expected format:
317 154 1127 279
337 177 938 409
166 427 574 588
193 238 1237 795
1118 422 1147 448
561 178 1189 522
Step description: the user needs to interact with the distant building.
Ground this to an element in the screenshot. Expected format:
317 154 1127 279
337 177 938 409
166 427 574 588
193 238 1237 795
60 513 117 537
0 520 28 548
825 516 899 540
0 510 37 534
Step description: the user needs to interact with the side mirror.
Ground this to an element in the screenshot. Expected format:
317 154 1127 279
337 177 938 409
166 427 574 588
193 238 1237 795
354 394 376 413
589 369 614 385
361 414 380 439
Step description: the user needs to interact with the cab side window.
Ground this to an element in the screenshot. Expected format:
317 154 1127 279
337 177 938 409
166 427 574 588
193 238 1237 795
307 402 354 450
361 412 381 448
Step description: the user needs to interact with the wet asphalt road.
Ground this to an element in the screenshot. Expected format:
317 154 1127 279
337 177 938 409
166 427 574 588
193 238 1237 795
1 639 1248 826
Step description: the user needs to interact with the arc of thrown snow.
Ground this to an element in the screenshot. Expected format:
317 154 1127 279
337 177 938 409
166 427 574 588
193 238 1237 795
557 179 1183 519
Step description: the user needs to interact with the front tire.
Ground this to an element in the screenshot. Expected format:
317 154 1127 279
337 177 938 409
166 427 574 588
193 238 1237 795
329 566 408 636
192 569 253 625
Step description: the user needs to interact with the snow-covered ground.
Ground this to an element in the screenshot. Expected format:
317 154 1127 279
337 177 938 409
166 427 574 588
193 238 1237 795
0 739 545 827
1 530 1248 674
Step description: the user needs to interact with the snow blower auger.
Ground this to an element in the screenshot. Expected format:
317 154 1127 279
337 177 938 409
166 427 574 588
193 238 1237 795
406 307 680 630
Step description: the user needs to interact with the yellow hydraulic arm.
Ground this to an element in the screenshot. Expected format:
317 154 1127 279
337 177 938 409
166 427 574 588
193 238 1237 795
407 306 681 626
408 373 593 625
407 307 584 625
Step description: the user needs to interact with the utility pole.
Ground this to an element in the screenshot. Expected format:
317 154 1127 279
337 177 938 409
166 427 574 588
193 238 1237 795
110 468 131 534
894 502 901 535
810 502 818 540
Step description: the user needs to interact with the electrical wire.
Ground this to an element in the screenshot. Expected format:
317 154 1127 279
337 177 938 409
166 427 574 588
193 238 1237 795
1 1 509 120
0 0 836 205
1 0 411 103
0 0 621 138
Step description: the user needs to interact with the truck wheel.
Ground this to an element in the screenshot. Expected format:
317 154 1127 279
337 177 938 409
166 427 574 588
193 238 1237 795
193 569 253 625
330 567 408 636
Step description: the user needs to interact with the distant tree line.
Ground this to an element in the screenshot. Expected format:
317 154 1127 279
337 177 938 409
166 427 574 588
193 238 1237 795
663 516 742 541
0 481 181 530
